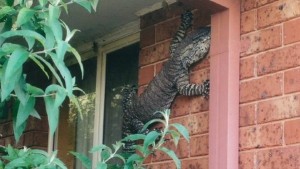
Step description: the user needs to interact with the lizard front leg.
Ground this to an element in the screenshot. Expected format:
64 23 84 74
176 74 210 97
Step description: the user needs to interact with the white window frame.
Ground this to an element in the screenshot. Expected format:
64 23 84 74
93 23 140 167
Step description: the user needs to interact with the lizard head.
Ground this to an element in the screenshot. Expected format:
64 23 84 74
180 26 211 69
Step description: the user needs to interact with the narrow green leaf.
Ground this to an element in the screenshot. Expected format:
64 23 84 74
28 54 49 79
158 147 181 169
26 84 44 95
16 8 35 26
44 84 66 135
16 97 35 128
0 30 46 46
96 162 107 169
126 154 143 164
14 74 29 105
12 101 27 142
56 40 68 61
0 6 15 20
38 0 47 7
0 17 12 45
89 144 111 154
122 134 146 142
4 158 28 169
53 159 67 169
43 25 56 49
167 130 180 147
70 152 92 169
91 0 99 11
74 0 92 13
4 48 28 80
69 46 84 79
48 5 62 41
1 63 22 101
143 131 161 149
141 118 165 133
170 123 190 142
33 54 63 87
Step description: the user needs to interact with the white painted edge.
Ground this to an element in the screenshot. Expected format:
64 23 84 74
92 33 140 168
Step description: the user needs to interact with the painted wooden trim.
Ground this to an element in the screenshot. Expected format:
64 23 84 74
92 33 139 168
209 0 240 169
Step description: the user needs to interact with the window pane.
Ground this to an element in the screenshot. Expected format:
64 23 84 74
103 43 139 147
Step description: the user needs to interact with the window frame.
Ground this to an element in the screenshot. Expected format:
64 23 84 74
93 33 140 166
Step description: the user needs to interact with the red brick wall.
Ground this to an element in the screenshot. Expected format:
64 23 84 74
0 99 49 150
240 0 300 168
139 4 210 169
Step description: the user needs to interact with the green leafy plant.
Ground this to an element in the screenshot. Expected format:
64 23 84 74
72 109 190 169
0 145 66 169
0 0 98 141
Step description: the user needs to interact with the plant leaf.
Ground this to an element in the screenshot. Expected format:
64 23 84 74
158 147 181 169
170 123 190 142
1 62 22 101
74 0 92 13
69 46 84 79
122 134 146 142
143 131 160 149
16 8 35 27
44 84 66 135
70 152 92 169
16 97 35 129
167 130 180 147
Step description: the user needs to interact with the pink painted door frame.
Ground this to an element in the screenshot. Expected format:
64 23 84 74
182 0 240 168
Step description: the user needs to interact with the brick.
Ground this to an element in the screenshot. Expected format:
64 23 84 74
257 0 279 7
1 122 13 137
140 10 168 29
190 68 210 84
240 56 255 80
240 73 283 103
138 65 154 86
154 61 166 75
284 18 300 44
257 123 283 148
146 162 176 169
188 112 209 135
257 146 300 169
239 151 255 169
140 26 155 48
241 26 282 56
284 68 300 94
190 96 209 113
285 119 300 145
240 103 256 127
24 132 34 147
171 96 191 117
190 55 210 72
241 0 257 12
33 132 48 147
155 17 180 42
190 134 208 157
139 41 171 66
152 138 189 162
257 0 300 28
257 94 300 123
257 43 300 76
239 126 258 150
241 10 257 34
182 157 208 169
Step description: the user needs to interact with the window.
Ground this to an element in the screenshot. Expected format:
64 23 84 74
54 33 140 168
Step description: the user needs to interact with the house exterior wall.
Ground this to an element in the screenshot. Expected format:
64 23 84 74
239 0 300 168
139 4 211 168
0 99 49 150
